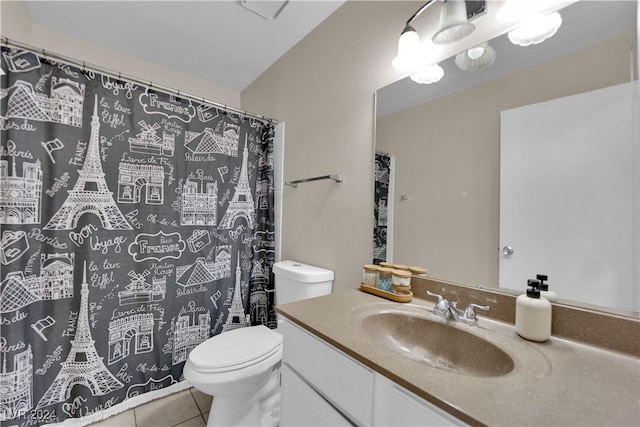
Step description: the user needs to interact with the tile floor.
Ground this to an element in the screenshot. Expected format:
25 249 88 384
89 388 212 427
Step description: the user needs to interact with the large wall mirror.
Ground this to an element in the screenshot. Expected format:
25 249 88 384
375 0 639 316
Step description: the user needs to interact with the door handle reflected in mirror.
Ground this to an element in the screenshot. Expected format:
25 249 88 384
502 246 514 256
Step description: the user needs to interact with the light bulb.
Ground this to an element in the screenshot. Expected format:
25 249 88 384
467 46 485 60
455 42 495 72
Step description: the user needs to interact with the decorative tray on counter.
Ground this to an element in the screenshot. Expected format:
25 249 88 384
359 283 413 303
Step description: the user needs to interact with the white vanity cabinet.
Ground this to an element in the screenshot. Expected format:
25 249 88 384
279 318 465 426
278 318 374 425
372 373 463 426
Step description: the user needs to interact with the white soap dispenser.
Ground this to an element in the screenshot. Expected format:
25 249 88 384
537 274 558 302
515 280 551 342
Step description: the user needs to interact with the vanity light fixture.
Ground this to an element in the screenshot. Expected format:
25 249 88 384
455 42 496 72
392 0 486 74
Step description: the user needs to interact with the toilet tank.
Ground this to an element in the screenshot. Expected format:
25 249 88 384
273 260 334 306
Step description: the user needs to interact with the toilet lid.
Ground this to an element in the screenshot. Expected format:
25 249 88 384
188 325 282 372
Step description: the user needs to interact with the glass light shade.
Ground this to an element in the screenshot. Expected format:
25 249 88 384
410 64 444 84
455 42 496 72
392 27 423 70
432 0 475 45
508 12 562 47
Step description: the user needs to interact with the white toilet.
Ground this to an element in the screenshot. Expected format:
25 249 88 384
183 260 334 427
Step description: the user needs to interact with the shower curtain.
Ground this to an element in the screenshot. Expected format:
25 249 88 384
374 152 391 264
0 46 277 426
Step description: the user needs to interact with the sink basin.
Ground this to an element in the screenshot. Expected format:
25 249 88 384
361 311 515 377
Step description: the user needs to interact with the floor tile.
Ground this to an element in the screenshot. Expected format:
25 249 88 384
172 414 206 427
88 409 136 427
134 389 200 427
189 388 213 414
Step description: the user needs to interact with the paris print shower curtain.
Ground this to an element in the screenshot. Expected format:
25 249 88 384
374 153 390 264
0 47 277 426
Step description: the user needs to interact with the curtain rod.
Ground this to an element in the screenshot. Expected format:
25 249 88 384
1 36 279 125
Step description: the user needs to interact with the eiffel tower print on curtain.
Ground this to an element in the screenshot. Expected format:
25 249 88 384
44 95 131 230
36 263 123 409
219 136 256 229
222 253 249 332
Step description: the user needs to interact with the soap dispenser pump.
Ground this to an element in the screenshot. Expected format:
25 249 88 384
515 280 551 342
537 274 558 302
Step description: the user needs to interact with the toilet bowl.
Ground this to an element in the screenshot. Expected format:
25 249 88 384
184 325 283 427
184 261 334 426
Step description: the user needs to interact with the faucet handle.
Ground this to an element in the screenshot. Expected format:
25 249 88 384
426 290 443 302
463 303 490 324
426 291 450 317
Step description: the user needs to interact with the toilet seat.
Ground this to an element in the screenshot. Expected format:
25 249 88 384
187 325 282 373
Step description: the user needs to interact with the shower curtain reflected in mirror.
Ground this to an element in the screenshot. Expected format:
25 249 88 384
374 152 393 264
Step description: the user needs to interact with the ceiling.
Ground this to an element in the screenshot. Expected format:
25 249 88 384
24 0 345 92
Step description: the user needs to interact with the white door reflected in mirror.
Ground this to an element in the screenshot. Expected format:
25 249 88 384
499 81 636 312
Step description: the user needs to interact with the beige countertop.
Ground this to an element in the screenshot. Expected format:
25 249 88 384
276 289 640 426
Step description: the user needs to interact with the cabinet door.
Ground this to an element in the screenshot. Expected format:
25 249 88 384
281 364 351 427
373 374 465 426
279 319 374 425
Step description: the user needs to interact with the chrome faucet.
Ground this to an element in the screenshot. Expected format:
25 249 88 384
426 291 489 326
